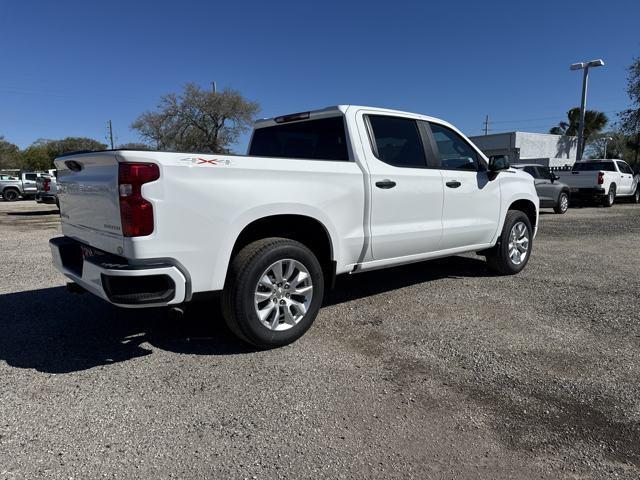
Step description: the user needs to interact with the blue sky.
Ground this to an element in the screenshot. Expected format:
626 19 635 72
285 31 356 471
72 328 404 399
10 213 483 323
1 0 639 152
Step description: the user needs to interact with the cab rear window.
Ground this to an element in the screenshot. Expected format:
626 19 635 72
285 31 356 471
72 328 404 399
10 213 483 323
249 116 349 161
572 162 616 171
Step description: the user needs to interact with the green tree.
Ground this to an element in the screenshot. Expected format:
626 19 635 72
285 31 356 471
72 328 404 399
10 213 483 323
0 136 22 169
42 137 107 160
549 108 608 156
132 84 260 153
587 131 629 159
20 144 51 171
116 142 151 150
619 57 640 163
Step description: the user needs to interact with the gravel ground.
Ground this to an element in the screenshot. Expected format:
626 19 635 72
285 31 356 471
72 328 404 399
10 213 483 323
0 200 639 479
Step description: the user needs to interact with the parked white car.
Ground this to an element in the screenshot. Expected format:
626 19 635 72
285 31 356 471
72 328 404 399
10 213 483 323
50 105 539 347
556 159 640 206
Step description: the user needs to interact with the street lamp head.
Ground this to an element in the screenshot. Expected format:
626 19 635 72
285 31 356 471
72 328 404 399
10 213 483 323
570 62 586 70
587 59 605 68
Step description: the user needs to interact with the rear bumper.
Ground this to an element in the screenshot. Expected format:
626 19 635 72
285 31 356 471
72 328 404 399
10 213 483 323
569 187 606 198
50 236 188 308
36 193 57 204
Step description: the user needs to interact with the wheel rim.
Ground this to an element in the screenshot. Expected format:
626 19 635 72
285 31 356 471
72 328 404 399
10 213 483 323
508 221 529 266
5 190 17 200
253 258 313 331
560 194 568 212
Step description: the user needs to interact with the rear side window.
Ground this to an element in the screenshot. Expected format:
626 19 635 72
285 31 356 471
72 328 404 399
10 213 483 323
25 174 37 181
249 116 349 161
367 115 427 168
572 162 616 172
617 161 632 174
523 166 538 178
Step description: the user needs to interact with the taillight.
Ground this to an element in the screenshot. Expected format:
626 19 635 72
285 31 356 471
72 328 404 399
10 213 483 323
597 171 604 185
118 162 160 237
43 178 50 192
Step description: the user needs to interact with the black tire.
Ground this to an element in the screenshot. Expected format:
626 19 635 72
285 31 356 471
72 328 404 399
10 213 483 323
554 191 569 214
485 210 533 275
222 237 324 348
631 186 639 204
2 188 19 201
603 185 615 207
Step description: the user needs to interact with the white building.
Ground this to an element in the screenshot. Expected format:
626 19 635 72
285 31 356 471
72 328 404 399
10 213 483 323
469 132 577 167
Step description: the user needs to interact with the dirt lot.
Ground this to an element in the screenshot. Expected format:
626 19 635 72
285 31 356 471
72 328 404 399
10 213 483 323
0 200 639 479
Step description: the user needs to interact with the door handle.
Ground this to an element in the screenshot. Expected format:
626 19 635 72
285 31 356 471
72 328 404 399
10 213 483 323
375 179 396 189
446 180 462 188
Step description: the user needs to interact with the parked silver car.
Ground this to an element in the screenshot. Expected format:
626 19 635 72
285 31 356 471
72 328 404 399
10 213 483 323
514 164 570 214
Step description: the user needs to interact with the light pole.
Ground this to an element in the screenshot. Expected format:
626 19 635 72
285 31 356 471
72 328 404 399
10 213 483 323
570 59 605 161
603 136 613 159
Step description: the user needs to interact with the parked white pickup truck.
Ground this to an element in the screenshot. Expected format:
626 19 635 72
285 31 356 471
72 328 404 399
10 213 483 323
556 159 640 206
50 105 539 347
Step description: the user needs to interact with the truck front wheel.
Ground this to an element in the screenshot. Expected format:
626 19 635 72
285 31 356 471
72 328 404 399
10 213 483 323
222 237 324 348
485 210 533 275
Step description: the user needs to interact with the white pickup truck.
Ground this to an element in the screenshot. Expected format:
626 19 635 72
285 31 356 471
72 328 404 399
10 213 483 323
50 105 539 347
556 159 640 206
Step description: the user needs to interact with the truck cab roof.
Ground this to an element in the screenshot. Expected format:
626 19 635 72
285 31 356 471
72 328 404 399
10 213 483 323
253 105 453 130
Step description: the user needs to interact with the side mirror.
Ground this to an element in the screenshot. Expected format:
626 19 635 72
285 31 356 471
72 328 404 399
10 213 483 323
551 173 559 182
489 155 510 172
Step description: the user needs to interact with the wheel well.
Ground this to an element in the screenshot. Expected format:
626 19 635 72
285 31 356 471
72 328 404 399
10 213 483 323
2 186 19 193
508 199 537 229
231 214 335 282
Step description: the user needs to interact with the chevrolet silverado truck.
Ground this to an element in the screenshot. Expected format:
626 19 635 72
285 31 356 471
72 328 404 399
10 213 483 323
35 172 59 206
50 105 539 347
556 159 640 206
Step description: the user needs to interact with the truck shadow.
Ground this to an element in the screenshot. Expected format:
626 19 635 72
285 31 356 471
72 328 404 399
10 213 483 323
7 210 60 216
0 256 492 373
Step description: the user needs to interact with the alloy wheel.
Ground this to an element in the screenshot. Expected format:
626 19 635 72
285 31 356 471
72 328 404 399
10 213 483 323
253 259 314 331
508 221 530 265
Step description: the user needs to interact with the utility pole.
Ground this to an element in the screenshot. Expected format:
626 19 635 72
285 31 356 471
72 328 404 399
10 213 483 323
483 115 490 135
107 120 114 149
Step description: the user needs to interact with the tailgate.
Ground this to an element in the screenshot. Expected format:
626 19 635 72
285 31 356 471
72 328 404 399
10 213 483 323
54 152 124 254
557 171 599 188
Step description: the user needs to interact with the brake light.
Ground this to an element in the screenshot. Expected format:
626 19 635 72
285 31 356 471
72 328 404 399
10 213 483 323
43 178 50 192
118 162 160 237
597 171 604 185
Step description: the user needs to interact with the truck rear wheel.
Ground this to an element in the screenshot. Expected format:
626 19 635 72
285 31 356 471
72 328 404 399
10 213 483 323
2 188 19 201
485 210 533 275
604 185 615 207
222 237 324 348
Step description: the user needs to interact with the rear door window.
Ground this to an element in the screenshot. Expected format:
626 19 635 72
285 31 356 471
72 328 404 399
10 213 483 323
366 115 427 168
617 161 633 174
249 116 349 161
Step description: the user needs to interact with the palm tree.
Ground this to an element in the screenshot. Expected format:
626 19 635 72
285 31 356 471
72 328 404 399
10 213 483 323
549 108 608 156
